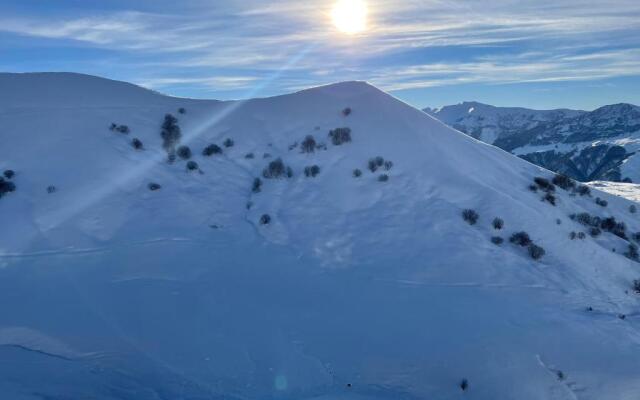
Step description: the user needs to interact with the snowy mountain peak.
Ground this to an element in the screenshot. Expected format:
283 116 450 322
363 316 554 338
1 73 640 399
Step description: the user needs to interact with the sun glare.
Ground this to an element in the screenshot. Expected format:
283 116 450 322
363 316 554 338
331 0 368 34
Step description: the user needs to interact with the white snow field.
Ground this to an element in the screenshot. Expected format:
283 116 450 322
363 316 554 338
1 72 640 400
590 181 640 203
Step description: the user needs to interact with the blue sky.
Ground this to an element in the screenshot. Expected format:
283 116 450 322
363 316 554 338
1 0 639 110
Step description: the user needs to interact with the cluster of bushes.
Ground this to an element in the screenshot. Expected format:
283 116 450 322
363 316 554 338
301 135 317 153
367 156 393 173
570 213 627 240
531 174 590 202
329 127 352 145
203 144 223 156
462 209 479 225
530 177 557 206
510 231 545 260
262 158 293 179
109 123 130 134
601 217 627 239
304 165 321 178
161 114 181 153
569 231 587 240
552 173 591 196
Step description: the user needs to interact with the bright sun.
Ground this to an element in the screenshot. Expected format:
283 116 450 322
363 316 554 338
331 0 368 34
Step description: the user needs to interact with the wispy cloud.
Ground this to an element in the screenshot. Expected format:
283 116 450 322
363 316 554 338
0 0 639 97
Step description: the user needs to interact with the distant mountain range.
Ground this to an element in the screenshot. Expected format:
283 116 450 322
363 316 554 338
425 102 640 182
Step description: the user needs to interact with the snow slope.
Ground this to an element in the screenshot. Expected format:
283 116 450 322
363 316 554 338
1 73 640 399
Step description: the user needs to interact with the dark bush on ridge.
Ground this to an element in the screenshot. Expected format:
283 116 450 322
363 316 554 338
462 209 479 225
263 158 292 179
543 193 556 206
577 232 586 239
595 197 608 207
353 169 362 178
47 185 56 194
203 144 223 156
131 138 143 150
329 127 352 145
3 170 14 179
342 107 352 116
368 156 385 172
534 177 555 192
304 165 320 178
245 152 255 159
378 174 389 182
223 138 234 148
304 165 321 178
492 217 504 230
383 161 394 171
260 214 271 225
630 205 637 214
178 107 186 114
601 217 627 239
161 114 181 151
625 244 639 261
301 135 317 153
252 178 262 193
552 174 576 191
589 227 602 237
148 182 161 191
576 185 591 196
510 231 532 247
528 244 546 260
186 161 199 171
0 178 16 197
177 145 192 160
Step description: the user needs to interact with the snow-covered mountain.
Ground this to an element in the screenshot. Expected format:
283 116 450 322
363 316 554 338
2 72 640 400
425 102 640 183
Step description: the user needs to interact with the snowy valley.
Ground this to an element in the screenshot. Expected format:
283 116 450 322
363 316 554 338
1 73 640 399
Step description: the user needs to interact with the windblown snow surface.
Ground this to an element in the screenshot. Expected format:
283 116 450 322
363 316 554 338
1 73 640 400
